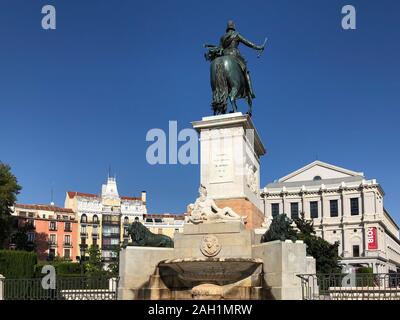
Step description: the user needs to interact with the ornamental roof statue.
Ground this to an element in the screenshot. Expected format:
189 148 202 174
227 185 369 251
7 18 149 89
204 20 267 117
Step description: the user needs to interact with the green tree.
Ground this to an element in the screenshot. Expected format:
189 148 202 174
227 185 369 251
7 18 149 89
107 245 121 276
11 222 35 251
261 214 297 242
293 213 341 274
261 213 341 273
84 245 103 276
0 162 22 248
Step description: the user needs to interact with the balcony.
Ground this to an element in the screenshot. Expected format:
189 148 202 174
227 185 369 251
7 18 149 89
80 232 88 237
48 240 57 247
49 227 57 231
63 242 72 248
102 232 120 238
102 220 120 226
102 244 120 251
64 228 72 232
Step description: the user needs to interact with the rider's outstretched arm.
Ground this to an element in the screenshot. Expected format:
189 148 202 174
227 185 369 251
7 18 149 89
238 33 264 50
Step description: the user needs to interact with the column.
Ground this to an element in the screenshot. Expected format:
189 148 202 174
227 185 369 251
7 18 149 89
0 274 4 300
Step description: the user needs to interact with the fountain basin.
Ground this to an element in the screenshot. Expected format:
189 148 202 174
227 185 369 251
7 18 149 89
158 257 263 287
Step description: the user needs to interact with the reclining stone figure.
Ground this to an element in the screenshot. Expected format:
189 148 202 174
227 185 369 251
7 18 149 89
188 185 246 224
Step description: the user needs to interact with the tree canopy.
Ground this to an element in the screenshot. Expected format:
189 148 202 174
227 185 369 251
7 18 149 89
261 213 341 273
0 162 22 248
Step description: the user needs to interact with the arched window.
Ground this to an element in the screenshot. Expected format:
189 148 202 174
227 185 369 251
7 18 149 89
313 176 322 181
81 214 87 223
93 215 98 223
124 216 129 224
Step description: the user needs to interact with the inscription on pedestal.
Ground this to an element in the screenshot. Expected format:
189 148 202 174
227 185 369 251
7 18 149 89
210 148 234 184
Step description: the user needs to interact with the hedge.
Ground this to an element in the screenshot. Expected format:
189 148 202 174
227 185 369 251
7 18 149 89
0 250 37 278
34 261 82 278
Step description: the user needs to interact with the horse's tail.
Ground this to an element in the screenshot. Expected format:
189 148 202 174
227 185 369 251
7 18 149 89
212 61 228 114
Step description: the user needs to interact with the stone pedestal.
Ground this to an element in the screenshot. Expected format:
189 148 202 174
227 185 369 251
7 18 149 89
252 240 315 300
118 247 174 300
117 223 316 300
174 221 254 259
192 113 266 229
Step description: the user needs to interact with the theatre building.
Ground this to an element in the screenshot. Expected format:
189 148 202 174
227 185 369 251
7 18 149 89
261 161 400 273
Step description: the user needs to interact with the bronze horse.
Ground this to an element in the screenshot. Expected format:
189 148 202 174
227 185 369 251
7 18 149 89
206 47 253 116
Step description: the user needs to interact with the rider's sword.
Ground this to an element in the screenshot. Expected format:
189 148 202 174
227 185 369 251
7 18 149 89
257 37 268 58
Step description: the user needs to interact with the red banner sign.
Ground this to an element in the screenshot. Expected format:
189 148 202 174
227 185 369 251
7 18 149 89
367 227 378 250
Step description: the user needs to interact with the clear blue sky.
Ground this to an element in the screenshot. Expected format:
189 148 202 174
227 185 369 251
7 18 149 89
0 1 399 220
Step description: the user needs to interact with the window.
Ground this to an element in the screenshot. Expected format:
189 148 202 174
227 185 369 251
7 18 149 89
64 235 71 245
351 198 359 215
290 203 299 219
28 232 35 242
64 249 71 259
353 245 360 257
81 226 87 235
330 200 338 217
93 238 97 246
271 203 279 217
81 237 86 245
49 221 57 231
48 249 55 260
310 201 318 218
93 215 99 223
81 214 87 223
64 222 71 232
313 176 322 181
124 216 129 224
49 234 56 244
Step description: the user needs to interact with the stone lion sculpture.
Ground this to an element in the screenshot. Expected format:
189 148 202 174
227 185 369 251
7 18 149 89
127 221 174 248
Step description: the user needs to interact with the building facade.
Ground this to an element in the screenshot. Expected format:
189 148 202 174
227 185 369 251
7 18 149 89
64 176 147 261
261 161 400 273
144 213 185 238
11 204 79 261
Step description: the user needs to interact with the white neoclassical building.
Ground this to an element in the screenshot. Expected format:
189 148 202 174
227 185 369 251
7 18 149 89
261 161 400 273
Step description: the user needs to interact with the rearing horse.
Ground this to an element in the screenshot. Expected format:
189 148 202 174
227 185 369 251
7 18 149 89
209 54 253 116
210 55 252 116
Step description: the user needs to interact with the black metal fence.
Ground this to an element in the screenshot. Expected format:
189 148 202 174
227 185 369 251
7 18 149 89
298 273 400 300
2 276 118 300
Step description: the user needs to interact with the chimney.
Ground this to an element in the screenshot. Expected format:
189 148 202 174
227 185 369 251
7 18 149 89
141 191 147 204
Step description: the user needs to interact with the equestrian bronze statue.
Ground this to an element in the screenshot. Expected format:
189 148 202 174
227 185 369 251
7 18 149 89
204 20 266 116
127 221 174 248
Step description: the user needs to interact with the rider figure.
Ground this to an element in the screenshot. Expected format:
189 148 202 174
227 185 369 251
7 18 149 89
220 20 264 99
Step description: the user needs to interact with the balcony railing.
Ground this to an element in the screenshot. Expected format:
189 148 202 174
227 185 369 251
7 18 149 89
63 242 72 247
80 232 88 237
48 241 57 246
102 221 120 226
64 228 72 232
102 233 120 238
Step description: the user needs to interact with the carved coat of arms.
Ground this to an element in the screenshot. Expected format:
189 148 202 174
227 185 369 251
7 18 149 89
200 235 221 257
